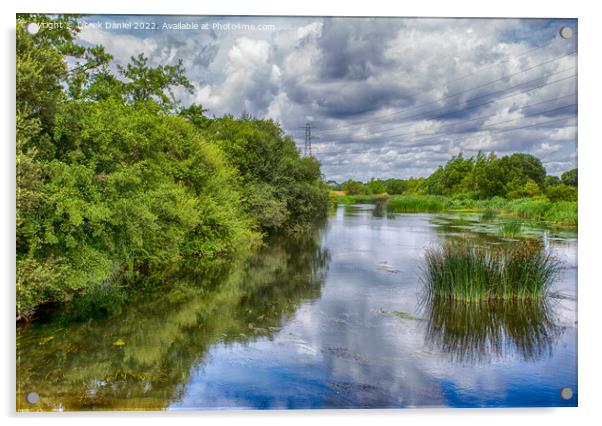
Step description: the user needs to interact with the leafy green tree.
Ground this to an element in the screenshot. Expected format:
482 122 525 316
118 54 193 109
546 184 577 202
16 15 328 319
342 180 366 195
383 179 407 195
545 175 561 187
499 153 546 192
561 168 578 187
366 178 386 194
424 154 474 196
194 115 328 233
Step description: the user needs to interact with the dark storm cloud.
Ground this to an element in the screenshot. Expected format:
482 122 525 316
77 16 577 182
317 18 399 81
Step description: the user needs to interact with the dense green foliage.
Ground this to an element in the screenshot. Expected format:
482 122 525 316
16 16 327 320
332 151 577 225
561 168 578 187
422 239 559 302
331 152 577 203
193 115 328 233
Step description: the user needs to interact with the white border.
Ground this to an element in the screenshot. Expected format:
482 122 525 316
3 1 601 425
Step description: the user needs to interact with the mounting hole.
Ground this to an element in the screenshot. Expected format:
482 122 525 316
559 26 573 39
26 22 40 35
26 392 39 404
560 387 574 400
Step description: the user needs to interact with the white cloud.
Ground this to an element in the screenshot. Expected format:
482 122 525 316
75 16 578 180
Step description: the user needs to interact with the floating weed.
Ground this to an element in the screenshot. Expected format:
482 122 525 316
392 311 423 321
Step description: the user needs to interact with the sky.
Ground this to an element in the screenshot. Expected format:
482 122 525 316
76 15 578 182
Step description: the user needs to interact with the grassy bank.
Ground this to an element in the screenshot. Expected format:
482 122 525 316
334 194 577 226
421 239 559 302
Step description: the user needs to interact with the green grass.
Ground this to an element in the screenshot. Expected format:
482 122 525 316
499 220 523 237
480 208 497 221
421 239 559 302
334 194 577 226
387 195 451 212
335 194 389 204
506 199 577 226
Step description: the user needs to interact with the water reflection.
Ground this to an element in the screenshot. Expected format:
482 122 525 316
16 230 329 411
16 205 577 410
423 296 563 364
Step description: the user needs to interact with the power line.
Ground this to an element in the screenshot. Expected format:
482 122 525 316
313 68 576 144
404 115 577 150
323 33 576 124
314 50 576 135
289 71 576 144
316 90 576 145
316 103 576 151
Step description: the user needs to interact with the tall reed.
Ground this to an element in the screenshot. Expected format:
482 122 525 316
421 239 559 302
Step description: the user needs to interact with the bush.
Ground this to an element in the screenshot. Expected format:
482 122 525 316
546 184 577 202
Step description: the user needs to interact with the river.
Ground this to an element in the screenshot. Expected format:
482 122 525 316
16 204 578 410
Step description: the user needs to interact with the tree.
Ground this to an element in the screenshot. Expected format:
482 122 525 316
561 168 578 187
383 179 407 195
546 184 577 202
118 53 193 109
366 178 386 194
342 180 366 195
499 153 546 191
16 15 328 319
545 175 561 187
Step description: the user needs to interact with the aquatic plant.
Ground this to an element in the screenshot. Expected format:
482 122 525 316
499 220 523 237
481 208 497 221
387 195 451 213
421 239 559 302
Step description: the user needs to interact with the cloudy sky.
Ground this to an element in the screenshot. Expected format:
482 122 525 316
77 15 577 182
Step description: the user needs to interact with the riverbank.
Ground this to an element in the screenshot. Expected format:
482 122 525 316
334 194 577 226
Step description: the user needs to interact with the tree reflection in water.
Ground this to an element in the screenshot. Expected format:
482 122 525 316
16 229 329 411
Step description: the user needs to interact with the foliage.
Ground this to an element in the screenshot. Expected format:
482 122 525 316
366 178 386 194
388 195 452 212
546 184 577 202
342 179 366 195
339 152 573 202
422 239 559 302
561 168 578 187
499 220 523 238
16 16 327 319
196 115 328 233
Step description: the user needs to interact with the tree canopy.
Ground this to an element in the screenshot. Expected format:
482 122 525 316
16 15 328 320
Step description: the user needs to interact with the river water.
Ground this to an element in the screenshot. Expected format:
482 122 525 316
16 204 578 410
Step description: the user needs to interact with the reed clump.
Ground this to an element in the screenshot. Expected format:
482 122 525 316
422 239 559 302
499 220 523 237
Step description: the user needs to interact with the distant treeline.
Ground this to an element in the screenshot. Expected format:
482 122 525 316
16 15 328 320
330 153 577 202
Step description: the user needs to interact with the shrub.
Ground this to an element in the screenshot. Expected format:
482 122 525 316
546 184 577 202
